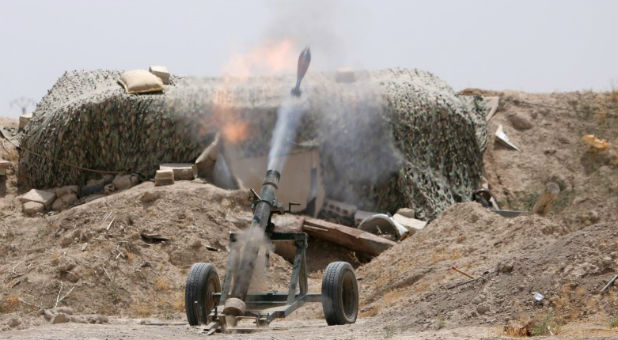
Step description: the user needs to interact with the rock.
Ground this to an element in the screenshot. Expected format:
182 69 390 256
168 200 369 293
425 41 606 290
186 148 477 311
42 309 54 321
476 304 490 315
8 317 20 328
496 261 514 273
96 314 109 324
159 163 196 181
112 174 134 191
19 189 56 207
588 210 600 224
51 198 67 211
547 173 569 191
54 306 74 315
69 315 87 323
130 175 139 186
60 236 73 248
53 185 79 197
52 313 70 324
155 169 174 186
140 191 161 203
508 113 533 131
23 201 45 215
103 183 115 194
88 314 109 324
61 193 78 205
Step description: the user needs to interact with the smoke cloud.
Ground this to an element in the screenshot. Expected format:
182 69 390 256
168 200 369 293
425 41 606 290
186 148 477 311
267 96 307 171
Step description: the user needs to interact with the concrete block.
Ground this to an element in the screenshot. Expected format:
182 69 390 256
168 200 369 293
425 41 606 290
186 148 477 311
155 169 174 186
323 199 357 218
19 189 56 207
160 163 196 181
23 201 45 215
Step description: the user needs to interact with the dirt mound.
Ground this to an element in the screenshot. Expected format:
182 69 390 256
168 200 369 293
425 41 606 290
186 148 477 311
0 181 298 320
359 202 617 331
357 89 618 335
1 90 617 339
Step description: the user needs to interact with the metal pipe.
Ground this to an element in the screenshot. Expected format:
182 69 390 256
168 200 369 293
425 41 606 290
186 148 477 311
229 170 281 301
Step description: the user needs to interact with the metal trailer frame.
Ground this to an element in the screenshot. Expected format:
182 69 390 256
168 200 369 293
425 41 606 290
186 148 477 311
207 231 320 332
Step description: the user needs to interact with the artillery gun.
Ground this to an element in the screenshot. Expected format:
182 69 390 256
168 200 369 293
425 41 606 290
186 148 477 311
184 48 359 333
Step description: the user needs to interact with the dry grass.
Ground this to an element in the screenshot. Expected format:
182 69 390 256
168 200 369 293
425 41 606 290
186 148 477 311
133 301 153 317
360 305 380 318
49 253 60 266
154 277 171 291
413 281 430 293
172 292 184 313
430 246 463 264
502 314 560 338
383 289 406 305
503 323 529 337
530 313 559 336
0 294 21 313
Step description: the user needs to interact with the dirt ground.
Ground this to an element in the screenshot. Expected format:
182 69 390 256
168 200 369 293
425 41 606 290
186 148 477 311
1 90 617 339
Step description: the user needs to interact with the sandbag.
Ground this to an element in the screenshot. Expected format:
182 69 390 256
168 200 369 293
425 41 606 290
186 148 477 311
118 69 164 94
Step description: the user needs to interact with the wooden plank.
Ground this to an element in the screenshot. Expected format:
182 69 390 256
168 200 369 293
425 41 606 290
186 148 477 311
302 218 396 256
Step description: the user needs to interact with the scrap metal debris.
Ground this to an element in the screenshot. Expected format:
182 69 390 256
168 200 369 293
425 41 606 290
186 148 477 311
495 124 520 151
140 233 170 244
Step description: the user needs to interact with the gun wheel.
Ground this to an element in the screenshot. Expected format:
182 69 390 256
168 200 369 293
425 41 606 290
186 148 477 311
185 263 221 326
321 261 359 325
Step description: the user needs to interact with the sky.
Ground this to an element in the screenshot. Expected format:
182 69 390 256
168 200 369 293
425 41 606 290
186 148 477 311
0 0 617 118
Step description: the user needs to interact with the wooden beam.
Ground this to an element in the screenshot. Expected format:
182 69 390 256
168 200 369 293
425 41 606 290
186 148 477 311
302 218 396 256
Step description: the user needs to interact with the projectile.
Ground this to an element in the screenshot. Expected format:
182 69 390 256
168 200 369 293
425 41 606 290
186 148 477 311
291 47 311 97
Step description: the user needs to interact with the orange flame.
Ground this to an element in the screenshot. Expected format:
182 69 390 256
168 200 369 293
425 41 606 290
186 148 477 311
212 39 298 144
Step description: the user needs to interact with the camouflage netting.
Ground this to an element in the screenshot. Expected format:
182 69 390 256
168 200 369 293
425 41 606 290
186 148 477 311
20 68 488 219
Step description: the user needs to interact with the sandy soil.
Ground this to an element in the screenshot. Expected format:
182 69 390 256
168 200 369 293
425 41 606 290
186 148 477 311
1 90 617 339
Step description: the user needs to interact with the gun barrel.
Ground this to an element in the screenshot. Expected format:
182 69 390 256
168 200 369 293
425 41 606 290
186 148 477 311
228 170 281 302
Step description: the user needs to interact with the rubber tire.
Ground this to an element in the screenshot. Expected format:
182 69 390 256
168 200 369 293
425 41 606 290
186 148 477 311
185 263 221 326
321 261 359 325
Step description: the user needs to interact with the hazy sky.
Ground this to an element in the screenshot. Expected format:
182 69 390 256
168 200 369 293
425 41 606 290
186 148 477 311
1 0 617 118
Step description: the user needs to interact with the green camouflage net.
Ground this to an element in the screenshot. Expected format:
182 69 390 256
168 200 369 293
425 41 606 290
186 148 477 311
20 68 487 219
